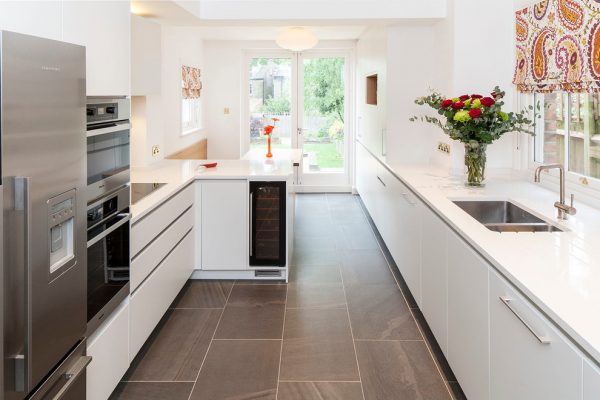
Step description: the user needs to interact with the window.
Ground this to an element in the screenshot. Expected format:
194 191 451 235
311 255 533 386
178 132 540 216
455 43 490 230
533 92 600 180
182 97 201 134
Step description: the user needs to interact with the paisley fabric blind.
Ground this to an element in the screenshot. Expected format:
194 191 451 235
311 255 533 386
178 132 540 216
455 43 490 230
514 0 600 93
182 65 202 99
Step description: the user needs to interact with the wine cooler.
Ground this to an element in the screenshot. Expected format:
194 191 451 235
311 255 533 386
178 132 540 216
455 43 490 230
249 181 287 267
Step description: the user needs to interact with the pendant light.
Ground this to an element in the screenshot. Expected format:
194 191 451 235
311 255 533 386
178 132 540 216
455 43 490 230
276 27 318 52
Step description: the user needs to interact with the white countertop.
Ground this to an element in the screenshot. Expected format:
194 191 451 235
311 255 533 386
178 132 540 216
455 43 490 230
242 148 303 166
378 158 600 363
130 158 293 222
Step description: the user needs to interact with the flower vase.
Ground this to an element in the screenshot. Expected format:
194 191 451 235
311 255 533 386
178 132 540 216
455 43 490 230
266 135 273 158
464 142 487 187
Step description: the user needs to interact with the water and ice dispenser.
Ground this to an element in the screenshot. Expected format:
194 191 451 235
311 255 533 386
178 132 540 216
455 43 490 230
48 190 76 278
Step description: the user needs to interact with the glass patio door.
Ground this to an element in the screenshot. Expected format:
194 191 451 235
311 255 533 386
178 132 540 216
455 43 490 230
298 52 349 188
245 51 350 189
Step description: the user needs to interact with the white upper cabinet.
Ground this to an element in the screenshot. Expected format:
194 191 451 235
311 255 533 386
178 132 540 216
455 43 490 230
0 1 62 40
420 206 448 355
447 231 490 400
63 1 130 96
489 270 582 400
131 14 161 96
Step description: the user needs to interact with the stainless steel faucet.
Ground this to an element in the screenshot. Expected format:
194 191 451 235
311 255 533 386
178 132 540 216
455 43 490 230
534 164 577 220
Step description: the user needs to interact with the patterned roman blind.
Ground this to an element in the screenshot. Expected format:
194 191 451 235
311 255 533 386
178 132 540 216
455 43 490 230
514 0 600 93
182 65 202 99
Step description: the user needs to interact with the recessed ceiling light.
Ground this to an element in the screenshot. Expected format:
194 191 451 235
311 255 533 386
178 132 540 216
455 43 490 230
276 27 319 52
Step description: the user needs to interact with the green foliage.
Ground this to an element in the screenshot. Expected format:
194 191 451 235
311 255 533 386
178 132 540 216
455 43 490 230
260 95 291 114
409 86 537 145
304 58 345 123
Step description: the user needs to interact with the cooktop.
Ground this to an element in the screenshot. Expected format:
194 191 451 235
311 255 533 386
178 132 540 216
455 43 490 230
131 182 167 205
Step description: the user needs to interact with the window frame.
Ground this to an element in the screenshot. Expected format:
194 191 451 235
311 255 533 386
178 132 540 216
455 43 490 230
525 92 600 202
181 96 202 136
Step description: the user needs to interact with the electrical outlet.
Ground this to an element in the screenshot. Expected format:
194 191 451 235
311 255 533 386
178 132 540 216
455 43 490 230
224 107 230 115
437 142 451 155
152 145 160 157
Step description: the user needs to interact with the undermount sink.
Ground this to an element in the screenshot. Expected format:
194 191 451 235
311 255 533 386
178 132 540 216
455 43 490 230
452 200 564 233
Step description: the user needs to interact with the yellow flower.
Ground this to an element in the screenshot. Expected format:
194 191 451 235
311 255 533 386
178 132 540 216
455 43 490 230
472 99 482 109
453 110 472 122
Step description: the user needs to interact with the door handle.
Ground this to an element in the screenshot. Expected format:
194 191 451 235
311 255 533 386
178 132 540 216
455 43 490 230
13 177 31 392
50 356 92 400
376 176 386 187
499 296 551 345
87 213 131 248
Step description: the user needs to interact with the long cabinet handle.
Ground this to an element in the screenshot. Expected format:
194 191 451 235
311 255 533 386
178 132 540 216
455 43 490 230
50 356 92 400
87 213 131 248
376 176 386 187
499 296 551 345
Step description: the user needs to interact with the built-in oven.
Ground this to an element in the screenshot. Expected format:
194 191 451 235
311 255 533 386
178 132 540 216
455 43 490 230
86 97 131 203
86 185 130 335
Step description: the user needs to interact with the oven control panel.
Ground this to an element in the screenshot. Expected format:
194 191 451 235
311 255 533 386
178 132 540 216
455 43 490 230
86 102 118 124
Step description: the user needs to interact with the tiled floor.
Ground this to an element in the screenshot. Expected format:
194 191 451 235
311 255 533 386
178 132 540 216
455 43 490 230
111 193 465 400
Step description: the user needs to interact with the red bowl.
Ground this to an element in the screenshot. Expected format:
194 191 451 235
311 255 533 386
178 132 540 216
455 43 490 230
201 162 218 168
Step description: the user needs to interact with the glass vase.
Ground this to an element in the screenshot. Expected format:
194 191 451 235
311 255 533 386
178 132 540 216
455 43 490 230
464 142 487 187
266 135 273 158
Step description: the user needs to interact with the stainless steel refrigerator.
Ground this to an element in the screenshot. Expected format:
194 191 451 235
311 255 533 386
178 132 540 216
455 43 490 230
1 31 91 400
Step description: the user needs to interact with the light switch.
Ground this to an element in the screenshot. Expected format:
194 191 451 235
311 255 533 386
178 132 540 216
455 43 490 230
224 107 230 115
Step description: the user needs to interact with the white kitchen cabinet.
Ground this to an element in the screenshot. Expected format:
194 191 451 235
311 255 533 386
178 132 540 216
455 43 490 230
378 163 421 305
201 180 248 270
584 358 600 399
62 1 130 96
420 206 448 355
355 142 381 226
131 14 161 96
0 1 62 41
130 231 194 360
447 231 489 400
87 298 130 400
489 270 582 400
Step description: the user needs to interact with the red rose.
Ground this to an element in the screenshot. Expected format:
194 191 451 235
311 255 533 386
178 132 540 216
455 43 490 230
469 108 482 119
441 99 453 108
481 97 495 107
471 94 483 99
459 95 470 101
452 101 465 110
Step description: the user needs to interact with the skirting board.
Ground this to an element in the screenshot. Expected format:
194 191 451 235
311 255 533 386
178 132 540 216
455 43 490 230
166 138 207 160
191 269 288 282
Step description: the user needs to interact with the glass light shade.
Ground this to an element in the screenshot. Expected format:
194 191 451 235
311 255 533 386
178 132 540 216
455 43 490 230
276 27 318 52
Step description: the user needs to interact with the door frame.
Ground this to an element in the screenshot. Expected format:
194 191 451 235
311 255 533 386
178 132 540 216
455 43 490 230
241 48 355 192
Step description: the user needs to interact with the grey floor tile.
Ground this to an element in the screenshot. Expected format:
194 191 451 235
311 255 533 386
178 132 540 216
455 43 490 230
346 284 421 340
326 193 358 206
110 382 193 400
356 341 451 400
292 247 340 266
190 340 280 400
123 309 221 382
335 223 380 251
278 381 363 400
280 308 359 381
170 280 233 309
293 234 338 251
214 284 286 339
286 283 346 309
413 309 457 382
339 249 395 286
289 265 342 284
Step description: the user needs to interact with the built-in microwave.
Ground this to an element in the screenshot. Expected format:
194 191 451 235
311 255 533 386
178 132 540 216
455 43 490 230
86 97 131 203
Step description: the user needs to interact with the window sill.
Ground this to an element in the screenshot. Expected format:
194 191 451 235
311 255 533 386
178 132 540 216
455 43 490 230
181 127 203 137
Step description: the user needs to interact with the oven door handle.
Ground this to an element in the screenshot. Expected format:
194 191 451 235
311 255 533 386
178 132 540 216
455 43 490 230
86 122 130 138
87 213 131 248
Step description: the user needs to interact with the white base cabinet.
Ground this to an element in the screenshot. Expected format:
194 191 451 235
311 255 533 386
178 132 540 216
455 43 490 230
420 207 448 355
447 231 490 400
200 180 248 271
87 299 130 400
584 359 600 399
490 270 582 400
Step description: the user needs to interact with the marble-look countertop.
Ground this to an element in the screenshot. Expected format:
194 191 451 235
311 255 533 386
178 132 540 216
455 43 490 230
242 148 303 166
373 152 600 363
130 158 293 223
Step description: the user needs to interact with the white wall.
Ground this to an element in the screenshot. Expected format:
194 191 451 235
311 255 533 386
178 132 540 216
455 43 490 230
130 19 206 167
203 39 357 159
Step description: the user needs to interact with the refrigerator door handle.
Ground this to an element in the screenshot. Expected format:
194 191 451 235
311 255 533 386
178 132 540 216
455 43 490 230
13 177 31 393
50 356 92 400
